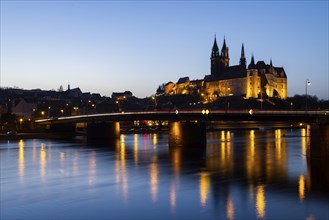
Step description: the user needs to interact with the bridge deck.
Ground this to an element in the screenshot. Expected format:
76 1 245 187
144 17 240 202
35 110 329 125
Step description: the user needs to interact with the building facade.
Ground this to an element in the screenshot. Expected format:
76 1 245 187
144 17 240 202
164 37 287 102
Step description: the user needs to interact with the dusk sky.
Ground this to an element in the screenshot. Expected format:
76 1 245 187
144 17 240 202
1 1 328 99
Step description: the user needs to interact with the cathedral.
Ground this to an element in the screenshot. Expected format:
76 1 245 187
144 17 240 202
164 37 287 102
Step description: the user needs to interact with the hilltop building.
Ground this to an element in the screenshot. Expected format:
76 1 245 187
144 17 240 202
164 37 287 102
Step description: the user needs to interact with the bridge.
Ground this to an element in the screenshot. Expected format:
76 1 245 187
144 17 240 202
35 110 329 157
35 110 328 124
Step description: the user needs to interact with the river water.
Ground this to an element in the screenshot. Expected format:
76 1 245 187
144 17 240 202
1 127 328 219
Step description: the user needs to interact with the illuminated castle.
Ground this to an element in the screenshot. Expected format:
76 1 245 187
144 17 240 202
164 37 287 102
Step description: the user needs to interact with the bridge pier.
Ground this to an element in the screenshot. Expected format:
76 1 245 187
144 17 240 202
87 122 120 143
169 121 206 148
49 124 76 138
307 157 329 193
310 123 329 157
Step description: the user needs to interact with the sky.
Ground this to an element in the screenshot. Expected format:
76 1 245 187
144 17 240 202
1 0 328 99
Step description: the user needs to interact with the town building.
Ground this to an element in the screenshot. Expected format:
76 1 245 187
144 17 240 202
164 37 287 103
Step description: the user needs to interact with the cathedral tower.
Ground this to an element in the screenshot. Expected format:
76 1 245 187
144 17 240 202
219 37 229 69
240 43 246 68
210 36 221 77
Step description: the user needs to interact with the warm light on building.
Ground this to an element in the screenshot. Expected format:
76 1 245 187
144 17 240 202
163 37 287 101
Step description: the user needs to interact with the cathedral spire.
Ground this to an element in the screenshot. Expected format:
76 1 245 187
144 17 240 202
248 53 256 69
240 43 246 67
270 58 273 67
241 43 245 58
211 35 219 57
211 35 221 77
221 36 227 56
219 36 229 67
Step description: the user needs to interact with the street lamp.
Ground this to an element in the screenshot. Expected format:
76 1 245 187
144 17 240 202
19 118 23 130
116 100 121 112
152 96 157 110
290 102 293 111
258 89 263 110
227 87 231 111
305 79 311 110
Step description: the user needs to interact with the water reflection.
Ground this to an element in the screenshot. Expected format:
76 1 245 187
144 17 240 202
73 151 79 176
152 133 157 148
88 151 96 187
199 172 210 207
170 181 177 211
134 134 139 166
150 162 158 202
246 130 257 181
226 194 235 220
2 127 329 220
299 174 306 202
256 185 266 219
115 134 128 200
40 143 47 180
18 140 25 180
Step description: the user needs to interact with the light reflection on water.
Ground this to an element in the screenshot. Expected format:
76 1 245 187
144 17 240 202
0 128 328 219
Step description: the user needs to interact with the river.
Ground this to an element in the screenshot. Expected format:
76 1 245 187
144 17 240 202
1 127 328 219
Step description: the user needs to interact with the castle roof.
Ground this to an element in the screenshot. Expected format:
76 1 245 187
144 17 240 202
248 55 256 69
220 65 247 80
255 61 267 69
177 77 190 84
274 67 287 78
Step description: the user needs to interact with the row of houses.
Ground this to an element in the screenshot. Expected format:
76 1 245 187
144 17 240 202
0 87 135 121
